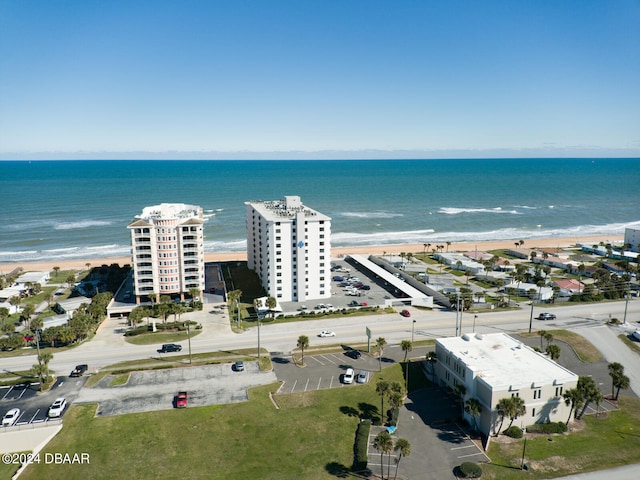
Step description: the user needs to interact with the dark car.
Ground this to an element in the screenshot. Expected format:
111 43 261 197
233 360 245 372
344 349 362 359
70 364 88 377
159 344 182 353
537 312 556 321
360 285 371 290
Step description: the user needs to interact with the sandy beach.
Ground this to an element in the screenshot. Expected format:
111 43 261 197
0 234 623 274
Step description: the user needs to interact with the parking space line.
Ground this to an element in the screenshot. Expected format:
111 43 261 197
458 452 487 458
16 387 28 399
329 376 334 389
317 378 322 390
2 386 14 400
290 380 297 393
304 378 310 392
309 356 325 366
451 445 476 450
29 409 40 423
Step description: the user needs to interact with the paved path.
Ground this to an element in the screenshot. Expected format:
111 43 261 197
571 324 640 396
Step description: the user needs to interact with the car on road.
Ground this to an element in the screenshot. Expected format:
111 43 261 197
356 371 368 384
400 309 411 317
318 330 336 337
343 368 355 384
2 408 20 427
70 364 88 377
537 312 556 321
297 305 308 311
233 360 245 372
344 349 361 359
159 344 182 353
175 391 188 408
48 398 67 418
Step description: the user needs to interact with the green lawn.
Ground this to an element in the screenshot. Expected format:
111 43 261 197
124 330 202 345
21 364 406 480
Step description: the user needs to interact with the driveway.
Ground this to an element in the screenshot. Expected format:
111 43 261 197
75 362 277 416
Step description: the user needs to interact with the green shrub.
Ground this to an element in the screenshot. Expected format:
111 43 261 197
526 422 567 434
459 461 482 478
352 420 371 472
504 426 523 438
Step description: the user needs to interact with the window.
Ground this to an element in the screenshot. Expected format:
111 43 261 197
511 392 520 397
532 408 536 417
533 389 542 399
555 386 563 397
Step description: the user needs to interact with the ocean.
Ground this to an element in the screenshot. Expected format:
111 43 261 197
1 158 639 264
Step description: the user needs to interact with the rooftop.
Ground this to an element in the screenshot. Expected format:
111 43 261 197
438 332 577 391
246 196 331 222
137 203 203 221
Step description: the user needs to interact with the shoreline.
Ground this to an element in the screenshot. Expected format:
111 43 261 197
0 234 623 273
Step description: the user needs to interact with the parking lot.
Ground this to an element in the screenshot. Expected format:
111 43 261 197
0 375 86 428
75 362 277 416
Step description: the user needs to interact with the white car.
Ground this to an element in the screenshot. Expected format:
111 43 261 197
319 330 336 337
343 368 355 384
2 408 20 427
48 398 67 418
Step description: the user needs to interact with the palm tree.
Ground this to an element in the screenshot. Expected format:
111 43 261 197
296 335 309 365
227 289 242 325
546 343 561 360
613 374 630 400
576 375 602 420
543 331 554 348
538 330 546 350
400 340 413 362
393 438 411 480
38 351 53 383
52 266 60 279
563 388 584 424
464 397 482 431
376 378 390 425
425 351 437 382
608 362 624 397
506 396 526 429
1 321 14 335
495 397 511 435
373 431 393 480
20 303 36 330
454 383 466 417
376 337 387 371
446 241 451 252
266 296 277 319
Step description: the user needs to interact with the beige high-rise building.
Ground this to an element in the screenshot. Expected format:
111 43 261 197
245 196 331 302
128 203 205 304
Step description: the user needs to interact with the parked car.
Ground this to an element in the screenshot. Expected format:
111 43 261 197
360 285 371 290
159 344 182 353
318 330 336 337
70 364 88 377
400 309 411 317
48 398 67 418
233 360 245 372
356 371 368 384
348 300 360 307
297 305 308 311
537 312 556 321
332 276 344 282
632 330 640 341
343 368 355 384
344 349 361 359
2 408 20 427
175 391 188 408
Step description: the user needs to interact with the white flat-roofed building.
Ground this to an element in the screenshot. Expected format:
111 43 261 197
436 332 578 437
127 203 205 304
624 227 640 252
246 196 331 302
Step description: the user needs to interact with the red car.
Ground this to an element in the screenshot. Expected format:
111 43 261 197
176 391 188 408
400 309 411 318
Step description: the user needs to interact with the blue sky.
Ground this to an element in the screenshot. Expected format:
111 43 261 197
1 0 639 159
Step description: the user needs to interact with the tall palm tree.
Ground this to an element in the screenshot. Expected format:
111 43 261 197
613 374 630 400
53 266 60 278
464 397 482 431
543 331 554 348
227 289 242 325
376 337 387 371
608 362 624 397
563 388 584 424
446 241 451 252
38 351 53 383
376 378 390 425
400 340 412 362
297 335 309 365
576 376 601 420
454 383 466 417
506 396 526 429
538 330 547 350
372 431 393 480
266 296 277 319
393 438 411 480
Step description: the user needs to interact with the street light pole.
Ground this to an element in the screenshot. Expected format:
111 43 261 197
186 321 192 365
528 301 534 334
473 315 478 333
411 320 416 343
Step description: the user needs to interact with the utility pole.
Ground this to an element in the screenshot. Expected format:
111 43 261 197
623 281 630 325
528 301 534 334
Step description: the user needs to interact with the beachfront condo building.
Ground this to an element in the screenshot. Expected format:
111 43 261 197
128 203 205 304
245 196 331 302
435 332 578 437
